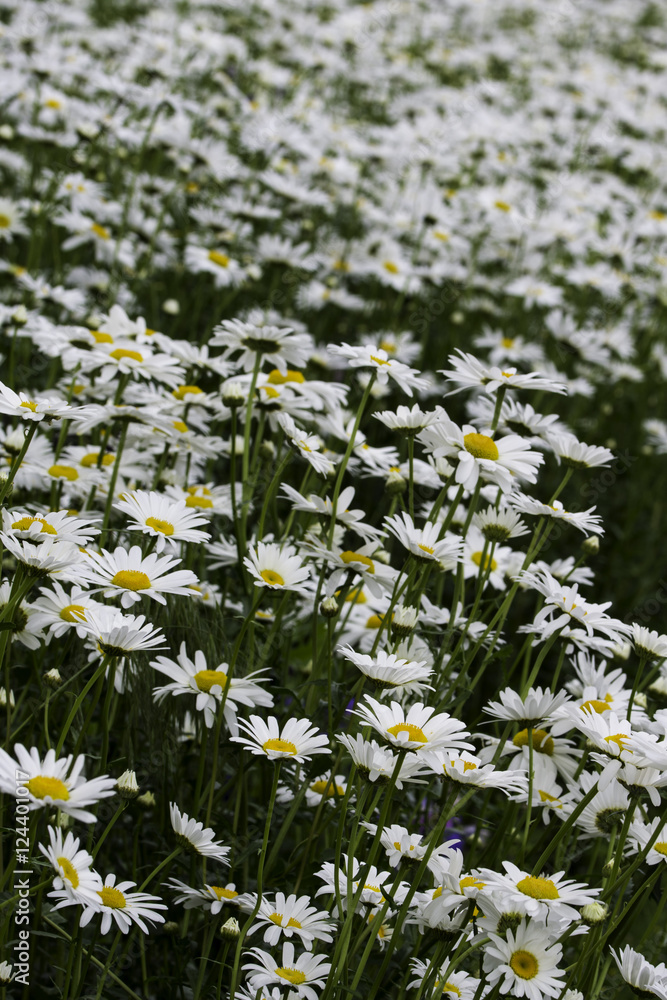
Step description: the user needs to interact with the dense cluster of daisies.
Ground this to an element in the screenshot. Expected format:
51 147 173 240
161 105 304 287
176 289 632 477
2 0 667 996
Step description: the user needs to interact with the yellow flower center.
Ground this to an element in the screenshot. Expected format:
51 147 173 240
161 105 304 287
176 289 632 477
333 258 350 272
145 517 175 536
0 214 11 228
365 613 390 629
513 728 554 756
12 516 56 535
173 420 189 433
581 699 610 714
494 200 511 212
387 722 427 743
605 733 630 751
110 348 142 362
463 433 499 461
267 369 305 384
441 984 461 997
653 843 667 856
210 886 238 899
184 493 213 509
57 856 79 888
517 875 559 899
310 780 344 797
208 250 230 268
25 776 69 801
383 261 399 274
539 790 560 804
91 223 110 240
459 876 485 891
260 569 285 586
194 669 228 693
98 886 127 909
111 570 151 591
48 464 79 481
510 950 538 979
650 210 666 221
172 385 204 400
262 738 298 755
370 355 391 366
501 337 515 348
433 231 449 241
81 451 115 467
60 604 87 623
471 551 498 571
418 543 435 555
91 330 114 343
269 912 302 928
276 968 306 986
20 400 38 412
341 551 375 573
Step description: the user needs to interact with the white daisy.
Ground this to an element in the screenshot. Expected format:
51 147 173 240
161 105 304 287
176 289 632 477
0 745 115 823
114 490 210 551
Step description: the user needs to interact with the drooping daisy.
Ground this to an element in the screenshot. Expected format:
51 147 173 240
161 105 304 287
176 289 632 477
338 645 433 695
2 508 100 545
166 877 244 914
353 696 472 753
114 490 210 551
0 745 115 823
473 503 529 542
276 413 335 476
244 541 312 594
440 350 567 395
631 624 667 661
610 947 667 1000
315 856 409 914
151 643 274 730
548 433 614 469
0 534 84 580
243 942 331 1000
211 318 313 374
423 750 529 795
518 569 632 645
484 686 571 727
336 734 431 787
248 893 334 949
169 804 230 865
509 494 604 536
231 716 331 763
73 605 166 658
0 383 72 422
82 544 198 607
78 874 167 935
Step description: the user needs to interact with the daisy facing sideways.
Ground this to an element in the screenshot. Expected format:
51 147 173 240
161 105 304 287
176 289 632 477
169 804 230 865
39 826 103 907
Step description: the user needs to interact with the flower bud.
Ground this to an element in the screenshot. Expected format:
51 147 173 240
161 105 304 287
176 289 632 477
391 605 418 638
44 668 63 689
385 469 407 495
137 790 156 810
581 535 599 556
116 769 140 800
221 917 240 940
0 687 15 708
162 298 180 315
580 901 608 925
0 961 12 984
320 596 339 618
259 440 276 461
163 921 180 935
11 305 28 325
223 383 245 407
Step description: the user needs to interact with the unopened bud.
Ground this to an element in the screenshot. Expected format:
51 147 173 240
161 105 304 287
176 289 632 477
11 305 28 325
162 298 180 315
0 687 15 708
0 961 12 984
259 440 275 461
391 605 419 638
222 383 245 407
137 790 156 810
385 469 407 495
43 668 63 689
163 921 180 935
221 917 240 940
580 901 608 925
116 769 139 800
320 596 339 618
581 535 599 556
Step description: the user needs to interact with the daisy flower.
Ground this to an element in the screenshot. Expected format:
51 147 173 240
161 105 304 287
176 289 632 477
631 624 667 661
248 893 334 949
3 508 100 545
336 734 431 787
548 433 614 469
231 716 330 762
151 643 273 730
374 404 439 435
39 826 103 906
73 605 166 658
473 503 529 542
338 645 433 695
440 350 567 395
82 544 198 607
329 343 427 396
280 484 384 543
114 490 210 551
610 947 667 1000
408 962 480 1000
78 874 167 935
383 512 462 569
484 686 571 726
166 877 243 913
243 942 331 1000
315 856 409 913
0 745 115 823
0 383 72 422
244 541 312 594
29 583 103 639
169 804 230 865
478 861 600 923
0 534 83 580
305 774 348 807
423 750 528 794
518 569 632 644
0 197 28 241
508 494 604 536
483 923 565 1000
276 413 335 476
353 695 472 753
211 318 313 374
